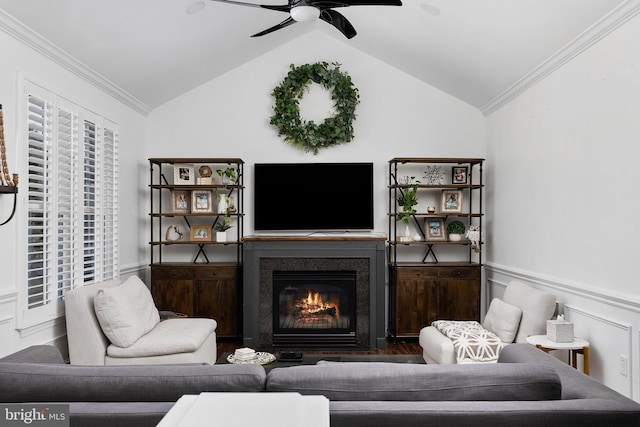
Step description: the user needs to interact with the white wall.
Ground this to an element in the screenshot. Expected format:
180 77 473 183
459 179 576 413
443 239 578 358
486 13 640 400
0 29 148 357
147 31 485 239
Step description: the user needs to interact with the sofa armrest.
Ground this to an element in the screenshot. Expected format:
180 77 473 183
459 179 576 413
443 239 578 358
0 345 64 364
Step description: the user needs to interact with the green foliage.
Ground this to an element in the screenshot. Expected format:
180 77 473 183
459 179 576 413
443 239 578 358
214 216 232 232
397 176 420 224
446 220 466 235
216 167 236 184
270 62 360 154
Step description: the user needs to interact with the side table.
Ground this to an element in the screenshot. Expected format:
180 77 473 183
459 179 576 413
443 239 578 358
526 335 590 375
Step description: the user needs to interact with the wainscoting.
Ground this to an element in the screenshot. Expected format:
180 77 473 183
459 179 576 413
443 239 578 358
485 263 640 401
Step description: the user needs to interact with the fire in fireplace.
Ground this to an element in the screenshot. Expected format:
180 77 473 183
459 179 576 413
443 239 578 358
272 271 357 346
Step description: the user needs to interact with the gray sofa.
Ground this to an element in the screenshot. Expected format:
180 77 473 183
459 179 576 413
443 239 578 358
1 344 639 426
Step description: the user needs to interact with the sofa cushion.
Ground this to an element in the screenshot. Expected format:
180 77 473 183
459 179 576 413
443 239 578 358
0 362 266 403
503 281 556 343
266 362 561 401
93 276 160 348
483 298 522 343
106 318 217 358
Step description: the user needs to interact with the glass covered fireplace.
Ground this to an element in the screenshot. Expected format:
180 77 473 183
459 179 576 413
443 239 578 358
272 270 357 346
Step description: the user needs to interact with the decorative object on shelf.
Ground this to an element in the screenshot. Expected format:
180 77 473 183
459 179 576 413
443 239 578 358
216 167 237 186
398 224 412 243
226 196 237 213
423 165 444 185
425 218 446 241
466 225 481 253
0 104 19 227
174 164 194 185
197 165 213 185
446 220 466 242
396 176 420 224
165 225 184 242
270 62 360 154
427 206 436 214
413 232 422 242
217 194 229 214
172 190 191 213
441 189 463 213
452 166 468 184
190 225 212 242
214 219 233 243
191 190 214 213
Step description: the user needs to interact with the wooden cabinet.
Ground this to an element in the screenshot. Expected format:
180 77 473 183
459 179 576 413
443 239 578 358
387 158 484 339
149 158 244 338
391 265 480 338
151 264 239 337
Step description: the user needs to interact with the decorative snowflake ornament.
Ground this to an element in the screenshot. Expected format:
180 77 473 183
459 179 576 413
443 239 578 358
423 165 445 185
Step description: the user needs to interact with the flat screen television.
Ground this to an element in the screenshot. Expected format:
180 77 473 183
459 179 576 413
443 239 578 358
254 162 374 231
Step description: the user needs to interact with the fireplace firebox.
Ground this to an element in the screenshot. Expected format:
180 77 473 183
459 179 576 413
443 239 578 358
272 271 357 346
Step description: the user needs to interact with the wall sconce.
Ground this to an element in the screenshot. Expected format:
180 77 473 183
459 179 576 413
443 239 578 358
0 104 18 226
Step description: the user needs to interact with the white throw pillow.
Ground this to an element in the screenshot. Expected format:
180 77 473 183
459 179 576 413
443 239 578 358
482 298 523 343
93 276 160 348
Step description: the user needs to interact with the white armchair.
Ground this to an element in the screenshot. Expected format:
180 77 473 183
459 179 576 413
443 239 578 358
65 276 217 365
419 280 556 364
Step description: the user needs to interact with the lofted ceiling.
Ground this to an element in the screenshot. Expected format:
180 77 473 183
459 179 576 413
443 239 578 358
0 0 632 114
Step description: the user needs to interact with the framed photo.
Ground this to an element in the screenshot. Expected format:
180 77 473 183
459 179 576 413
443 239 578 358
174 164 194 185
190 225 212 242
441 189 463 213
171 190 191 213
424 218 446 241
452 166 468 184
191 190 213 213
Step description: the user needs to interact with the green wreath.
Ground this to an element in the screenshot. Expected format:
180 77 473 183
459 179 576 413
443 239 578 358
270 62 360 154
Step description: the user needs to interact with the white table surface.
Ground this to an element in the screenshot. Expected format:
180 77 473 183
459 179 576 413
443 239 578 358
526 334 589 350
157 392 329 427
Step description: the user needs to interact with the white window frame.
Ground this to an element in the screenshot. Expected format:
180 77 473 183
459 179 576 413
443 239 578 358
18 80 119 330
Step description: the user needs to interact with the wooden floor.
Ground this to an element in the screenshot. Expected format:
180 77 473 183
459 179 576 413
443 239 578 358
218 338 422 356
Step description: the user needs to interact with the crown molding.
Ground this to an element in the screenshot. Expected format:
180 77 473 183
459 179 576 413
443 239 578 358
0 9 151 116
481 0 640 115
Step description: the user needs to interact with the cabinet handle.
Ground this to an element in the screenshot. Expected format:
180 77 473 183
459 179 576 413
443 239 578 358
456 270 462 276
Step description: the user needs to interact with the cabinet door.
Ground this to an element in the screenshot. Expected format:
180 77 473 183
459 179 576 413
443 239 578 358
437 267 480 321
395 267 438 337
194 266 238 337
151 266 196 316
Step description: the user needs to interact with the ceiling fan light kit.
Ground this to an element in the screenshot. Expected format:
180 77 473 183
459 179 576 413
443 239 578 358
209 0 402 39
290 6 320 22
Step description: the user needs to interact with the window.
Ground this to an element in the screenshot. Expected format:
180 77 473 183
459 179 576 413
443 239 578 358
23 82 118 322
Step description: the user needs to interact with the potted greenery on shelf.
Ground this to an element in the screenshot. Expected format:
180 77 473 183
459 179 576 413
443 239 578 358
396 176 420 241
216 167 237 186
446 220 466 241
214 217 233 242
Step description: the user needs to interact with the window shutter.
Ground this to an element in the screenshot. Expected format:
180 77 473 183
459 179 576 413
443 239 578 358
23 81 120 318
102 123 118 280
55 106 80 298
26 94 53 309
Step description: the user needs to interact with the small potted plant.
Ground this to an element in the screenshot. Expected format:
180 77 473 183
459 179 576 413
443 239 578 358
216 167 237 186
446 220 466 242
214 217 233 242
396 176 420 241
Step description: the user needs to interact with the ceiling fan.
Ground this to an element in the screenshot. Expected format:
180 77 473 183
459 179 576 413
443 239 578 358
209 0 403 39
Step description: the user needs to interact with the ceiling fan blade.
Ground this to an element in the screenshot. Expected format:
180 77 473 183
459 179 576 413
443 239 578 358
209 0 291 13
309 0 402 7
251 16 297 37
319 9 356 39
